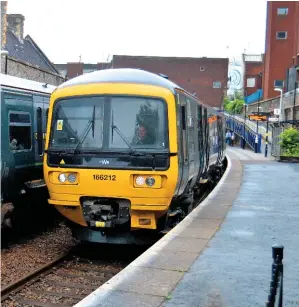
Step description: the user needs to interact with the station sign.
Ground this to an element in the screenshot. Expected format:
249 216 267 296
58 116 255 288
248 114 268 121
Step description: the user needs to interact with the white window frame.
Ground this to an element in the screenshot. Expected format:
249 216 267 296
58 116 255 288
276 31 287 39
247 77 256 88
274 80 284 88
277 8 288 15
213 81 221 88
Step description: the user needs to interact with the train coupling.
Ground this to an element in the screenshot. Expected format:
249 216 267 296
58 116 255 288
81 197 130 229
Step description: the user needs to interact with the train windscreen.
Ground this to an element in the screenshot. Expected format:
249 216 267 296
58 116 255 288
49 96 168 152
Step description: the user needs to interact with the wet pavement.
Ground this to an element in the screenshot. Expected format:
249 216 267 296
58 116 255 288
163 162 299 307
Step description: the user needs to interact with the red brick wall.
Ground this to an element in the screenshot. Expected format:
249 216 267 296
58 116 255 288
112 55 228 108
66 62 83 79
264 1 297 99
244 61 264 96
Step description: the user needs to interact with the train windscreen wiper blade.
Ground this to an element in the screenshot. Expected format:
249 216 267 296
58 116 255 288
72 105 96 154
111 124 137 154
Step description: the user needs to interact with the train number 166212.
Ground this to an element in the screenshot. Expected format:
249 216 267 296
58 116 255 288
93 174 116 181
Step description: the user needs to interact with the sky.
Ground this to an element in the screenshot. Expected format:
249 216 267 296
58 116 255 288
7 0 268 64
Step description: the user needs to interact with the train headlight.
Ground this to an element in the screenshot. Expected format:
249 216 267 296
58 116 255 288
58 173 67 183
67 173 77 183
145 177 155 187
135 176 145 186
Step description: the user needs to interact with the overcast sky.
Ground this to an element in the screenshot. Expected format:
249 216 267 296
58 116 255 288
7 0 267 64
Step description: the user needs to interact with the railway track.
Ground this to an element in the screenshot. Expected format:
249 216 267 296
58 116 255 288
1 244 139 307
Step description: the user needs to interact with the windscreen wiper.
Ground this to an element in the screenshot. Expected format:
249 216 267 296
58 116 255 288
72 105 96 154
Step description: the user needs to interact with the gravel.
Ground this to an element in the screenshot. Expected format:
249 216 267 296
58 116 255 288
1 222 77 288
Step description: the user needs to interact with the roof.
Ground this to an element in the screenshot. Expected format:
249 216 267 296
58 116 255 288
57 68 183 93
113 54 228 61
0 73 57 94
4 30 60 75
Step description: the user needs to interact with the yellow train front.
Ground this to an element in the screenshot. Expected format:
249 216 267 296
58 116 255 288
44 68 226 244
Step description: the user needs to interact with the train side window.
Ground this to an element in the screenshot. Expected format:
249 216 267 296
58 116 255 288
9 112 31 152
37 107 43 155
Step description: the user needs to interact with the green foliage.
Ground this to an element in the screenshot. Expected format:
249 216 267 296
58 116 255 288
223 95 245 115
279 128 299 157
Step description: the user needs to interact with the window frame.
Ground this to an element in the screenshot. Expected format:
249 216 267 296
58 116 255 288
49 94 169 153
8 110 32 152
213 81 221 89
274 80 284 88
276 31 287 39
277 8 288 16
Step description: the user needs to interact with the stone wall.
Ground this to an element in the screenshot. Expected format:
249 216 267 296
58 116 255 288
1 56 65 86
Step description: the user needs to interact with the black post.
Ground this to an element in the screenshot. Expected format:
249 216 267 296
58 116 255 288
266 244 284 307
265 115 269 157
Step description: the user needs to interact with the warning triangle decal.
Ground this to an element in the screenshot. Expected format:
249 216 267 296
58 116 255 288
60 159 65 165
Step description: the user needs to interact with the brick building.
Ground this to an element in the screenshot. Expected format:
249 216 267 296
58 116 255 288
263 1 299 99
55 55 229 108
0 1 64 86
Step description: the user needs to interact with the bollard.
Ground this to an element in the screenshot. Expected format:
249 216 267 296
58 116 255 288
265 244 284 307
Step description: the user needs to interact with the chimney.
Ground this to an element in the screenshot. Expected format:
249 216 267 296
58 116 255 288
1 1 7 49
7 14 25 40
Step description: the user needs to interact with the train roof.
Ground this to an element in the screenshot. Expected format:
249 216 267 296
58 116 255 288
57 68 184 93
0 73 56 95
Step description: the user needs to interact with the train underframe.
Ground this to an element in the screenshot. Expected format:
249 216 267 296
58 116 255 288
67 161 226 245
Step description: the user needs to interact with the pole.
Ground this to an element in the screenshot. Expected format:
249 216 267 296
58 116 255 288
255 91 260 153
265 115 269 157
293 81 297 127
279 90 283 122
243 103 247 149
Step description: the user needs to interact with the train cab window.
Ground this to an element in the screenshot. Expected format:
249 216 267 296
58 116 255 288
37 107 43 155
9 112 31 151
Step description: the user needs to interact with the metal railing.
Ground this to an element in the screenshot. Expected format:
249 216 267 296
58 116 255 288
265 244 284 307
225 115 262 152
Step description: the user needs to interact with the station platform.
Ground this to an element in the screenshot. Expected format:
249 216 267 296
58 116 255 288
75 148 299 307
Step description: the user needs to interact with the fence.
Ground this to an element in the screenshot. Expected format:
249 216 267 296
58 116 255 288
265 244 284 307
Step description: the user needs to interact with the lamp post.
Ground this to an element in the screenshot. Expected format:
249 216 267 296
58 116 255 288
255 72 263 153
274 88 283 122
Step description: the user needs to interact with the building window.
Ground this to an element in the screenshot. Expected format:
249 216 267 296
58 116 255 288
213 81 221 88
274 80 284 88
9 112 31 151
200 66 205 72
276 31 287 39
247 78 256 88
277 8 288 15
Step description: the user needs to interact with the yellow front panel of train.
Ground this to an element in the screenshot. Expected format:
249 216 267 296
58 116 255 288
44 83 179 230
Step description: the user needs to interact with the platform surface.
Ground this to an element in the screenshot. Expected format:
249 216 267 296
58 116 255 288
75 149 299 307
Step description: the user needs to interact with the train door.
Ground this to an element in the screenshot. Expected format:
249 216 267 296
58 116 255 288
197 105 204 178
6 91 34 173
176 92 189 194
43 97 50 152
33 95 45 163
186 98 196 178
